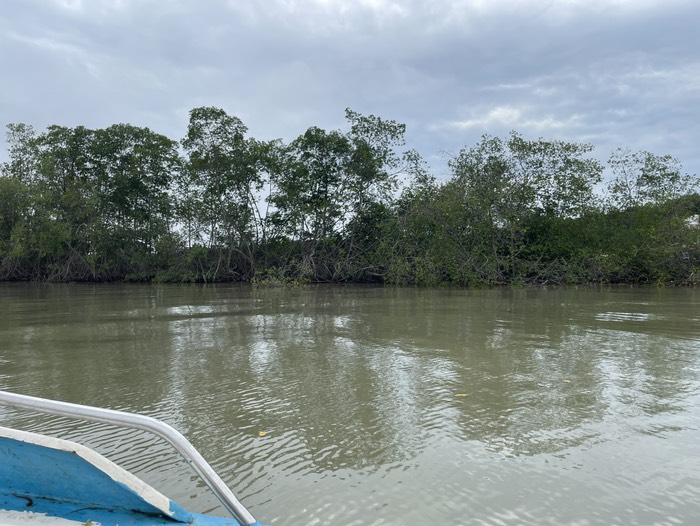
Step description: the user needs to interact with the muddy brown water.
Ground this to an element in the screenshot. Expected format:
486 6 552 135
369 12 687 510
1 283 699 525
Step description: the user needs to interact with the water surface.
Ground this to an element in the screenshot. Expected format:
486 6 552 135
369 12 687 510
1 284 699 525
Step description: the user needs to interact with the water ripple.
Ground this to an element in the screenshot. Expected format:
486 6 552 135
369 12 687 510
2 285 700 525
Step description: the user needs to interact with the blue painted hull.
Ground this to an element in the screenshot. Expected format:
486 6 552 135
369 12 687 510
0 493 250 526
0 432 263 526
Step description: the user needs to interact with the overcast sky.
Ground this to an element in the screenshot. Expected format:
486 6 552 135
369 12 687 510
1 0 698 179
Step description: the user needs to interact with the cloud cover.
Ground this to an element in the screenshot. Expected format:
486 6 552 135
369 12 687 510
1 0 699 178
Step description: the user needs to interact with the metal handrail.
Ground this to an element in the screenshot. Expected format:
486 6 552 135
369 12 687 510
0 390 257 526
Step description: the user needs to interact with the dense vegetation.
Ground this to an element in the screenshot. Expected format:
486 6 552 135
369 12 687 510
1 107 698 285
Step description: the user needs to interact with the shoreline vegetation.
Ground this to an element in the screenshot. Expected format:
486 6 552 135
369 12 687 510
1 107 699 286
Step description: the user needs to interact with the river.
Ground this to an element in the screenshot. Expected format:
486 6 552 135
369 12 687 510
1 283 699 525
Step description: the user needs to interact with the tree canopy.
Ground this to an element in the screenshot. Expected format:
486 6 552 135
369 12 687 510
1 108 698 285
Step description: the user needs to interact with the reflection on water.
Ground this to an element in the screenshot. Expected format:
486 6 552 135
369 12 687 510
1 284 700 525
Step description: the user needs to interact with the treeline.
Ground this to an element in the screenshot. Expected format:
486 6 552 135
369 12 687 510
1 107 699 285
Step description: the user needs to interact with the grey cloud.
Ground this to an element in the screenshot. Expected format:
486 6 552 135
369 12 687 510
1 0 698 177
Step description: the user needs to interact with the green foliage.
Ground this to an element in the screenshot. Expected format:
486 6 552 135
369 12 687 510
251 266 310 288
1 114 698 286
0 122 179 280
433 133 604 285
267 109 408 282
179 107 264 281
607 148 696 210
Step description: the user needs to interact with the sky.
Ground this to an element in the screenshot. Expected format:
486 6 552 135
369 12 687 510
1 0 699 180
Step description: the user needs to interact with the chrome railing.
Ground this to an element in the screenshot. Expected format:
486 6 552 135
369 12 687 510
0 390 257 526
